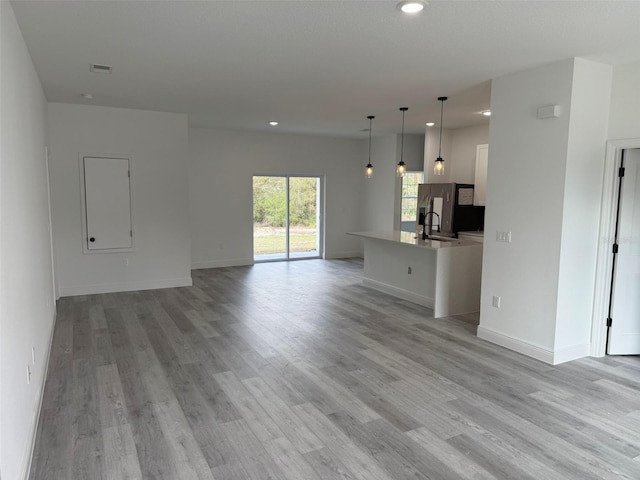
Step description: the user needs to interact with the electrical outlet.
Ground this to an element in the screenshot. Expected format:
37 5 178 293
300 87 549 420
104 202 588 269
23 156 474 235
27 365 32 385
492 296 501 308
123 258 129 267
407 267 412 274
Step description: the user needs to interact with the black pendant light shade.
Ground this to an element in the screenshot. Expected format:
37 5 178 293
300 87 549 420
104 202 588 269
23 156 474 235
366 115 374 179
397 107 408 177
434 97 447 176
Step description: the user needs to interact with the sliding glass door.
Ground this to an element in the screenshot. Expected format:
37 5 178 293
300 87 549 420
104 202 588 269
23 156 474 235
253 175 322 262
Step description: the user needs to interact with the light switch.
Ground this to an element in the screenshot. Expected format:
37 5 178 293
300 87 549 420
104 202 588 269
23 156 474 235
496 231 512 243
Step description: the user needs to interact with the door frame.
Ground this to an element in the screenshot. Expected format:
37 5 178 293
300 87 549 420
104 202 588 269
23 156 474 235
252 174 325 262
591 138 640 357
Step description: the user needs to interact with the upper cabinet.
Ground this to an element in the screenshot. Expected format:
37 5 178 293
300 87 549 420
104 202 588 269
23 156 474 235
474 144 489 206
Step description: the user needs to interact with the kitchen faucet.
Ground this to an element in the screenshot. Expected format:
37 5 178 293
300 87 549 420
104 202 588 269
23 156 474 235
422 211 440 240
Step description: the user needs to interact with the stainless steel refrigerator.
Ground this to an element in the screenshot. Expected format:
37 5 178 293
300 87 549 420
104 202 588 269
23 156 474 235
417 183 484 238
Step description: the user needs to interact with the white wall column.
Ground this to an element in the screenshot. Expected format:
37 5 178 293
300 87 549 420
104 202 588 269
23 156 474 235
478 58 612 364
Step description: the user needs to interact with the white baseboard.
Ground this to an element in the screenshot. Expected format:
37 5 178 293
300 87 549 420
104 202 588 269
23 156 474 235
191 258 254 270
552 342 591 364
477 325 554 364
191 254 362 267
362 278 433 309
324 251 363 260
477 326 590 365
24 309 57 480
58 276 193 297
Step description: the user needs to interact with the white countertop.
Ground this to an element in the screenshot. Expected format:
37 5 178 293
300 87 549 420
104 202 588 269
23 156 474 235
458 230 484 238
348 231 480 251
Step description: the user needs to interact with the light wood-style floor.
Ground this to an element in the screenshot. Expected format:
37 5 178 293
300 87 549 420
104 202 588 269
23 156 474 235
30 259 640 479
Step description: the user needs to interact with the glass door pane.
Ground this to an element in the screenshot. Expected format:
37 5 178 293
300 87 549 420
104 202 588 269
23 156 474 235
289 177 319 259
253 176 287 261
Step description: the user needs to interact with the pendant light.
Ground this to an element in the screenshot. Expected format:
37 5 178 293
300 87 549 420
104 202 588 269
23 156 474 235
434 96 447 176
396 107 408 177
365 115 375 179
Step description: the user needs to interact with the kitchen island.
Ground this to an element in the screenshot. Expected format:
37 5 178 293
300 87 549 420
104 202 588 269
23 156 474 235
349 231 483 318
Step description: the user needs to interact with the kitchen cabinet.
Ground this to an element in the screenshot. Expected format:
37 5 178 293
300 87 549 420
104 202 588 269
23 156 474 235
474 144 489 206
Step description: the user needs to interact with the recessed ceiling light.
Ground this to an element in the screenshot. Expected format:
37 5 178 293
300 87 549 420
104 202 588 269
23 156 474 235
90 63 113 74
269 121 279 126
80 93 93 100
425 122 435 127
397 1 426 14
481 110 492 116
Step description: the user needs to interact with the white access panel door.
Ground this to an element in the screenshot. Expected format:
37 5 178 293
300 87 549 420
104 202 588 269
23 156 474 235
609 149 640 355
83 156 133 251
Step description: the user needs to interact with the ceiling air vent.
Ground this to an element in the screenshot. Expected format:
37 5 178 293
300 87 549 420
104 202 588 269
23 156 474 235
90 63 113 74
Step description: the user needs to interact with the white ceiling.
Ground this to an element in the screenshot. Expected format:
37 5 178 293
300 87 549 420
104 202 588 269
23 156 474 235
10 0 640 138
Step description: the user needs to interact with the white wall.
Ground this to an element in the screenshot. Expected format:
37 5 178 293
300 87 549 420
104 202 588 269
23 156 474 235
479 58 612 364
0 3 56 479
423 124 490 185
48 104 191 295
360 135 399 233
449 125 491 184
554 59 612 357
479 59 576 359
359 133 424 234
189 128 363 267
398 134 425 173
608 60 640 140
423 127 453 183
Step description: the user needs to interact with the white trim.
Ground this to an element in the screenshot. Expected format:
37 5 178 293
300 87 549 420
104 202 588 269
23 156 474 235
251 173 326 261
362 278 434 309
191 254 363 269
78 153 136 254
319 175 326 258
591 138 640 357
553 342 591 365
478 326 591 365
477 326 554 364
44 146 58 301
191 258 254 269
58 276 192 297
24 310 57 480
324 251 363 260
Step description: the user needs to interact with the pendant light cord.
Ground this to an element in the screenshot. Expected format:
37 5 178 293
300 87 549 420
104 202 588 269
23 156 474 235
368 116 373 164
400 108 406 163
398 107 408 165
438 98 444 158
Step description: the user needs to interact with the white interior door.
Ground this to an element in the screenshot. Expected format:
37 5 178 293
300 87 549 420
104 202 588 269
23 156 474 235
608 149 640 355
